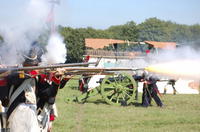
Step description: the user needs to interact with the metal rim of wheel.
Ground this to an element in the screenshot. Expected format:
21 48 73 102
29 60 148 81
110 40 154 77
100 73 137 106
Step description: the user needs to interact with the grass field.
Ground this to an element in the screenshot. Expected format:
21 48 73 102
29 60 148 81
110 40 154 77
53 79 200 132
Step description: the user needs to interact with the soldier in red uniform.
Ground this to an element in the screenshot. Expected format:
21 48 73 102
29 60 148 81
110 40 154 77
1 43 70 131
0 65 10 131
36 69 70 132
0 67 9 107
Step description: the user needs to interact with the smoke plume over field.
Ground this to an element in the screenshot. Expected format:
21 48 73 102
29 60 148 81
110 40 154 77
0 0 66 65
42 33 66 64
131 46 200 80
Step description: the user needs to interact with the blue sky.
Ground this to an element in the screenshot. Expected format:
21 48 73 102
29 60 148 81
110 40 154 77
0 0 200 29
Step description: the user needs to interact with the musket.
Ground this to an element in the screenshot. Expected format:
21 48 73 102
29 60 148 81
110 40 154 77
0 60 145 78
62 67 144 71
45 67 144 76
0 66 144 78
1 65 144 72
56 67 144 78
84 55 145 59
63 71 115 77
0 62 98 72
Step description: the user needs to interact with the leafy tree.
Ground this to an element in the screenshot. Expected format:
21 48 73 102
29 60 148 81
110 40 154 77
60 28 85 63
77 27 113 39
0 35 3 46
170 24 193 43
0 35 3 41
138 17 172 41
107 25 124 39
188 24 200 48
190 24 200 40
59 26 114 63
107 21 138 41
120 21 139 41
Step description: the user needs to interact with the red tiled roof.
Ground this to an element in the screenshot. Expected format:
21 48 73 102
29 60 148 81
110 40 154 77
144 41 176 49
85 39 177 49
85 38 125 49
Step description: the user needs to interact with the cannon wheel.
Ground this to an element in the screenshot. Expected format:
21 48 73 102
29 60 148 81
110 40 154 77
100 73 137 106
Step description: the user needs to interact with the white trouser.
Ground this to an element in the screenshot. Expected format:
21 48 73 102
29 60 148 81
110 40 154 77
8 103 40 132
38 103 57 132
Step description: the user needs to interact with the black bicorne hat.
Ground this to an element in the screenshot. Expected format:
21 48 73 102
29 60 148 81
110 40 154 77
23 48 39 66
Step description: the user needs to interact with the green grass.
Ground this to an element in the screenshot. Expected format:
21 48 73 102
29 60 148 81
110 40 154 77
53 79 200 132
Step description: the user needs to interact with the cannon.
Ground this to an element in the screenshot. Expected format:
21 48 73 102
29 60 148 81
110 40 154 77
66 72 138 106
65 53 144 106
66 73 137 106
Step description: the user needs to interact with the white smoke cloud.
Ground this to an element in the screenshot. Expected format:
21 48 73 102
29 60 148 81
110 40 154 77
27 0 49 20
116 45 200 80
125 45 200 69
42 33 66 64
144 45 200 80
0 0 49 65
0 0 66 65
152 46 200 62
146 59 200 80
0 27 32 65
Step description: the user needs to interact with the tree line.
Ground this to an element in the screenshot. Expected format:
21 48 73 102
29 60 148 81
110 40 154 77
58 17 200 62
1 17 200 63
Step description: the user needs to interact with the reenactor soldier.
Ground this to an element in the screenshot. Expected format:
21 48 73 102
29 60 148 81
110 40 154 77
164 79 177 95
0 65 10 131
133 71 151 107
134 71 163 107
36 69 69 132
141 71 152 107
0 42 70 131
147 76 163 107
132 72 145 100
6 49 40 132
0 65 9 107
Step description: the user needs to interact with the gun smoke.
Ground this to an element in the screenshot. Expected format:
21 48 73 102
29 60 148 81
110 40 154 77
0 0 66 65
42 33 66 64
135 46 200 80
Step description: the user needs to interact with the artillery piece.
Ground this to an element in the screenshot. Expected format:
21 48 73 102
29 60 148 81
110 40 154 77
65 52 145 106
66 72 137 106
64 41 149 106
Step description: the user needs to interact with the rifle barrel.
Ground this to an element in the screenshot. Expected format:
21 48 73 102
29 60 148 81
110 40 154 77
0 62 97 72
63 67 144 72
64 71 114 76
